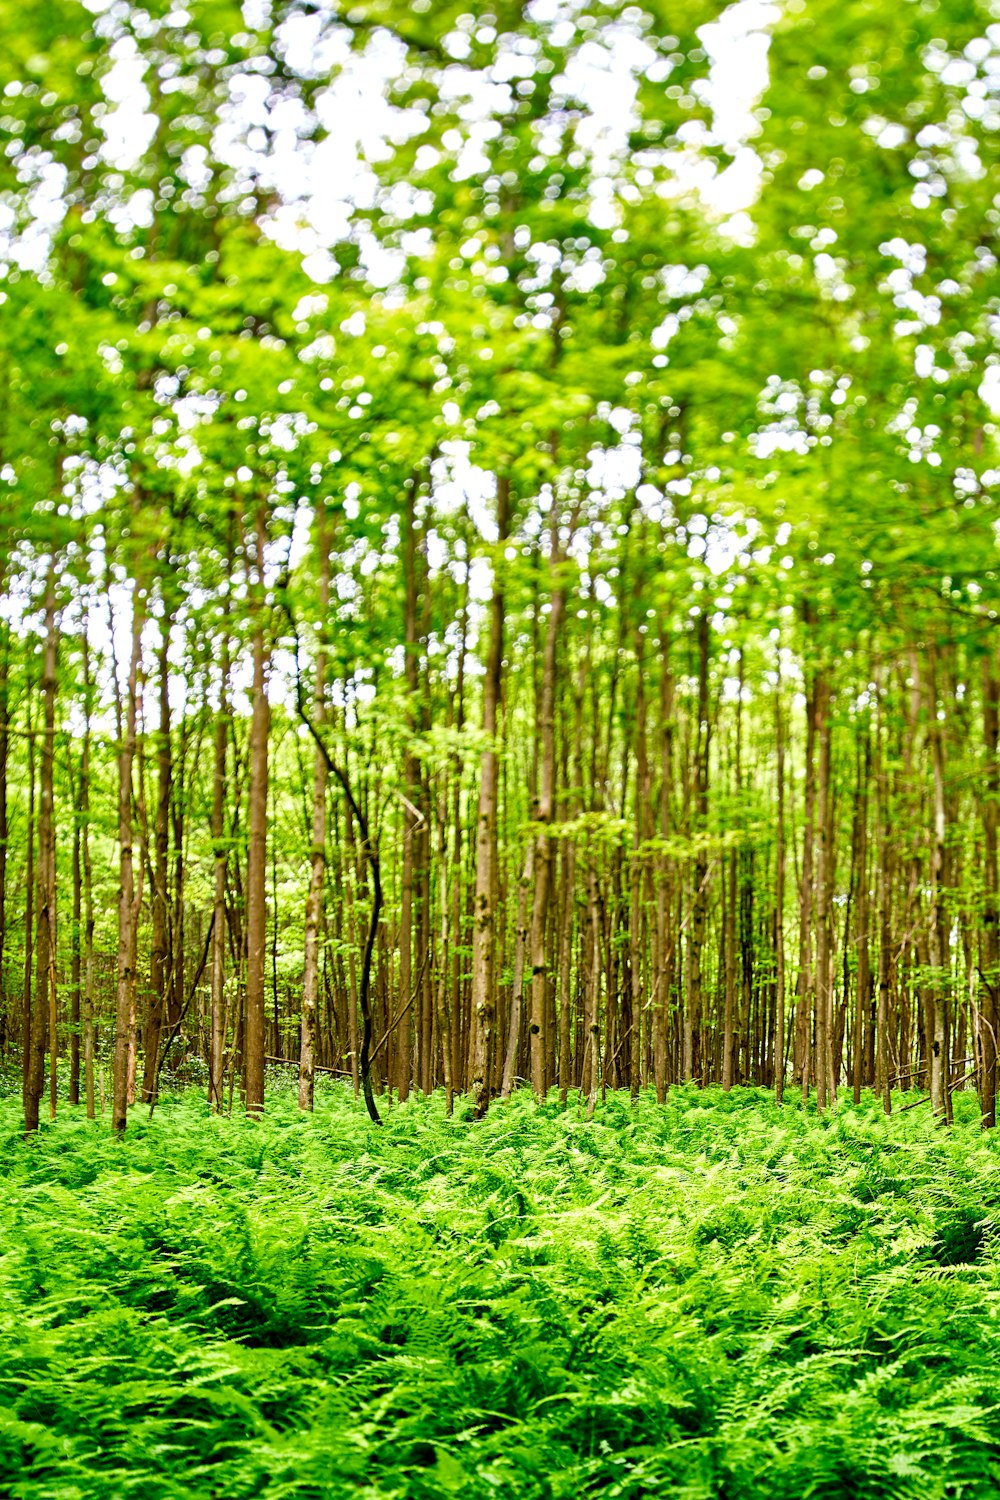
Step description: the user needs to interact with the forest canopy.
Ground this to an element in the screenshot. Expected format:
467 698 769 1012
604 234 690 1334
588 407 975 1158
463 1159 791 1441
1 0 1000 1131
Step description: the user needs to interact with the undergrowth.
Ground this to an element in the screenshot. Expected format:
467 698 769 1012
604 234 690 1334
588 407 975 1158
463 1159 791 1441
2 1083 1000 1498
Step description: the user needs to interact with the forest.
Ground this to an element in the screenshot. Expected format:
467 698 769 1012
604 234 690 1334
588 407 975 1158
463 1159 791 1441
3 0 1000 1495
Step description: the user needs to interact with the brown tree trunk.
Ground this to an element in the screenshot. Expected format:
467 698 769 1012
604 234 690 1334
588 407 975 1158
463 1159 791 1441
853 733 871 1105
244 501 270 1115
0 621 6 1044
81 639 96 1120
653 636 674 1102
501 838 534 1098
684 612 710 1081
142 616 172 1103
774 666 787 1104
631 626 652 1100
112 585 145 1135
469 477 509 1117
814 674 834 1111
21 693 34 1122
723 654 744 1091
0 621 7 1054
209 630 231 1112
924 649 949 1119
585 862 602 1117
25 568 57 1133
796 677 818 1098
981 647 999 1128
528 510 566 1099
69 784 81 1106
300 503 330 1111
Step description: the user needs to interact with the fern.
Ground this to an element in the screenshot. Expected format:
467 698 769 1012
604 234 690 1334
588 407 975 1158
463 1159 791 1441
3 1083 1000 1497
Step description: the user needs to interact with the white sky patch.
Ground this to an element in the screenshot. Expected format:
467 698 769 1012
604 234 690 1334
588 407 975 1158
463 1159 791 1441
100 40 157 169
587 442 642 497
432 443 498 543
686 0 780 220
980 363 1000 414
79 0 778 268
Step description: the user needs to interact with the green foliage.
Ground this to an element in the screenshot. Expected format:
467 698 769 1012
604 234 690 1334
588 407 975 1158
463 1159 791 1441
2 1088 1000 1498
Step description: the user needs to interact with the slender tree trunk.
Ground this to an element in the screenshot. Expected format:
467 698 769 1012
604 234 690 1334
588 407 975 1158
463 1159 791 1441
345 800 361 1097
209 632 231 1112
814 675 834 1111
631 626 651 1101
528 512 565 1099
684 612 711 1081
981 648 999 1128
244 501 270 1115
924 649 949 1119
501 838 534 1098
723 847 736 1090
774 666 786 1104
653 637 674 1102
723 655 744 1091
142 616 172 1103
81 639 96 1120
796 677 818 1098
0 624 9 1055
853 733 871 1104
42 580 58 1124
470 477 509 1118
112 585 145 1135
25 568 57 1133
436 812 455 1115
21 694 34 1121
300 504 330 1111
69 791 81 1106
585 862 602 1118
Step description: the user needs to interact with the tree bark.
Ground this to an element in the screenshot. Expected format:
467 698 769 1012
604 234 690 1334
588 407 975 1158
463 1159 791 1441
774 666 786 1104
209 629 231 1112
300 502 330 1111
141 614 172 1104
25 566 57 1133
528 508 566 1099
112 584 145 1135
684 612 711 1081
981 647 999 1128
814 674 834 1111
469 477 509 1118
244 500 270 1115
81 639 96 1120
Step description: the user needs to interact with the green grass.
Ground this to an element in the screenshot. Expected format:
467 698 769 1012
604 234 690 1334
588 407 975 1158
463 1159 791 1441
2 1082 1000 1498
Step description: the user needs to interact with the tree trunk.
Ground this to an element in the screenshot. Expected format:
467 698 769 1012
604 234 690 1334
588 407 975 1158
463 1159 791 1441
796 676 818 1098
81 639 96 1120
981 647 999 1128
653 636 674 1102
814 675 834 1111
300 503 330 1111
244 500 270 1115
501 838 534 1098
853 733 871 1105
209 630 231 1112
0 622 9 1055
25 567 57 1133
112 585 145 1135
924 649 949 1119
142 616 172 1103
21 694 34 1122
684 612 711 1081
528 511 565 1100
469 477 509 1118
774 666 786 1104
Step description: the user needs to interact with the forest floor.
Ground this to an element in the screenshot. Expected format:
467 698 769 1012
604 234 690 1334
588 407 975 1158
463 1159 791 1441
2 1084 1000 1499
